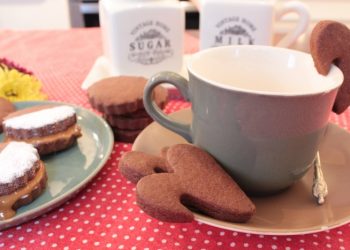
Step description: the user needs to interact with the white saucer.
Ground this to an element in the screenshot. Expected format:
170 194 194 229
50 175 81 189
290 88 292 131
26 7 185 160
133 109 350 235
81 55 191 90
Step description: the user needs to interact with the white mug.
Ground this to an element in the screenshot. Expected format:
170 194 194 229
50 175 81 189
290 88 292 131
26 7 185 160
199 0 310 50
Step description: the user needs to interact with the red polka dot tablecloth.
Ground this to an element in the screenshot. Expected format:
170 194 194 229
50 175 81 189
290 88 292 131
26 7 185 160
0 29 350 250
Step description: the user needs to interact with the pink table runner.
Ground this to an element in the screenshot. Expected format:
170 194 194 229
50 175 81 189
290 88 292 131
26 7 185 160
0 28 349 249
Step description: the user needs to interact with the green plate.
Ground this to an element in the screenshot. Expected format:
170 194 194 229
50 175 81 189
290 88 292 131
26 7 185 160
0 101 114 231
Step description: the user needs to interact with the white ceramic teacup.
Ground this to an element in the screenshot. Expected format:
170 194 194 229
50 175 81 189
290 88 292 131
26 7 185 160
200 0 310 50
144 45 343 195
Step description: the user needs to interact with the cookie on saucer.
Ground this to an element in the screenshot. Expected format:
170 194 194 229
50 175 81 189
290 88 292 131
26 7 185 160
119 144 256 223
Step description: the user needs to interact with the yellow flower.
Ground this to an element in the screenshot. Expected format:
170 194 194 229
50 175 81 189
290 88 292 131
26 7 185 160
0 66 46 102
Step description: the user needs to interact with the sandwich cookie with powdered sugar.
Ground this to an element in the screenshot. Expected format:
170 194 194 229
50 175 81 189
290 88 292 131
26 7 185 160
2 105 82 155
0 142 47 220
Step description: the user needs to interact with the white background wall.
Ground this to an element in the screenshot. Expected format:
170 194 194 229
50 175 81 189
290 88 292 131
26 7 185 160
0 0 349 30
0 0 83 29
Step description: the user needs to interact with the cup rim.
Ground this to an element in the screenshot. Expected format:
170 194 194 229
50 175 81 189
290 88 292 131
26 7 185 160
187 45 344 97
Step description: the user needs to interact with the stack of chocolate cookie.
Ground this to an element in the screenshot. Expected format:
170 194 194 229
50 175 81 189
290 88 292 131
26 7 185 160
87 76 168 143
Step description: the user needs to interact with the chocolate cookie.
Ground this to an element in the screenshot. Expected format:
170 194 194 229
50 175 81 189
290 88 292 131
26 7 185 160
87 76 168 115
104 114 153 130
310 20 350 114
119 144 256 223
121 109 150 119
0 98 15 133
3 105 82 155
113 128 144 143
119 151 168 184
0 142 47 220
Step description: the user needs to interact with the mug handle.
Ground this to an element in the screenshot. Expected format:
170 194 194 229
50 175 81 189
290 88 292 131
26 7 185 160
143 71 193 143
275 1 310 48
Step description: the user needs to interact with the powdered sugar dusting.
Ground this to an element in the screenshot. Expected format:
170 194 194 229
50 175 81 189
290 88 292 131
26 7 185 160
3 105 76 129
0 142 39 184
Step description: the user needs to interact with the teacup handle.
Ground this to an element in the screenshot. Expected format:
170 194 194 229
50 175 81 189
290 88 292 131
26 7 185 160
144 71 193 142
275 1 310 48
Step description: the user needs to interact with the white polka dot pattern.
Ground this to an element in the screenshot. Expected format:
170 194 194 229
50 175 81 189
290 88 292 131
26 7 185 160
0 101 349 249
0 28 350 249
